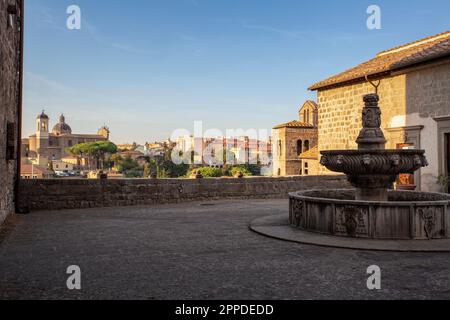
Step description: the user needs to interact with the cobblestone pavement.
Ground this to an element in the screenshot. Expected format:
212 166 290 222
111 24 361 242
1 199 450 300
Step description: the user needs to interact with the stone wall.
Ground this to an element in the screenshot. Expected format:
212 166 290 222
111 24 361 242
0 0 22 223
20 176 350 211
316 59 450 192
404 62 450 192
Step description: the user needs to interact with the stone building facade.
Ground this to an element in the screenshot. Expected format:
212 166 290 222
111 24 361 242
22 112 110 166
0 0 22 223
273 101 318 176
310 31 450 192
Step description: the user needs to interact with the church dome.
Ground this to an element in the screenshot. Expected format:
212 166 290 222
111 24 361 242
52 114 72 135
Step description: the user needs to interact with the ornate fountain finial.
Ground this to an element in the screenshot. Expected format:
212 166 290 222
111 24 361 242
363 93 379 106
355 93 387 150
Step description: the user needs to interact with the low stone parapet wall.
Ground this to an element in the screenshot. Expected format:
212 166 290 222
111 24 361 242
19 176 350 211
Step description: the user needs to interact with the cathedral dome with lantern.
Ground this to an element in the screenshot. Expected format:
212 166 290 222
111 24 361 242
52 114 72 135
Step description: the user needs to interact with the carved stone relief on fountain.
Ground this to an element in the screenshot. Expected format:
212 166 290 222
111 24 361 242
335 205 368 237
290 199 304 227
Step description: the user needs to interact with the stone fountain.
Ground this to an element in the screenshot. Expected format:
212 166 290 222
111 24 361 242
321 94 428 202
288 94 450 241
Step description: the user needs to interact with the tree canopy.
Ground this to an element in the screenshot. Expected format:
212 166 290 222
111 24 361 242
67 141 118 169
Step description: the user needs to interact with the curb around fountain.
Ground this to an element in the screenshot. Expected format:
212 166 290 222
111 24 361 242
249 214 450 252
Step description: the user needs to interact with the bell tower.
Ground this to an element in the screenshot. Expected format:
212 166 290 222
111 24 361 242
98 125 110 140
36 111 49 166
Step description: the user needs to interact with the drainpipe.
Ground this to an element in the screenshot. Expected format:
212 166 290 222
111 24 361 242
15 0 25 213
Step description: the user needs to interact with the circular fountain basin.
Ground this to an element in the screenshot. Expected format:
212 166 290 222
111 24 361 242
289 189 450 240
320 149 428 175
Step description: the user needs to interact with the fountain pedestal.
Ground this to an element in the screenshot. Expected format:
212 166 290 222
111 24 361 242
356 186 388 202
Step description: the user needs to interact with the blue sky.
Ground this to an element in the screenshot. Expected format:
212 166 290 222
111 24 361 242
24 0 450 143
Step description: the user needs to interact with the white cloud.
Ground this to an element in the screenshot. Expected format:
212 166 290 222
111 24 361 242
25 72 76 94
242 22 310 39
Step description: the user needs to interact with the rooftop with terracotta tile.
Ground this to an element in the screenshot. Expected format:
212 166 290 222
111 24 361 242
309 31 450 91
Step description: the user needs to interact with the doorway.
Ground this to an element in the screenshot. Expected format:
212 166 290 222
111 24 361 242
396 143 416 190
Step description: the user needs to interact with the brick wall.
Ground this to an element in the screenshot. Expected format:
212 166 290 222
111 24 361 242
0 0 22 223
20 176 350 211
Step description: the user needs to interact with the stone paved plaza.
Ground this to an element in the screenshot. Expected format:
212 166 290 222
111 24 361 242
1 199 450 300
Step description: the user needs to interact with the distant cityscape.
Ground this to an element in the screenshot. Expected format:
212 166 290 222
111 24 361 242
20 98 323 180
20 111 282 179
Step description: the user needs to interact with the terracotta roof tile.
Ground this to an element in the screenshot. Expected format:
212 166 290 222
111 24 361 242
299 146 319 159
309 31 450 91
21 164 53 175
273 120 314 129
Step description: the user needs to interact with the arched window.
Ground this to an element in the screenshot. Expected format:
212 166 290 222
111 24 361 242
297 140 303 156
304 140 310 152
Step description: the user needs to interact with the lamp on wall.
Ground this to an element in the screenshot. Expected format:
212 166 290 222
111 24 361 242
7 4 17 29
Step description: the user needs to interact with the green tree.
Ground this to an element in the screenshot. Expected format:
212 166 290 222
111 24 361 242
160 160 189 178
245 164 261 176
68 141 118 170
116 156 139 173
189 167 223 178
230 165 253 177
93 141 118 169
